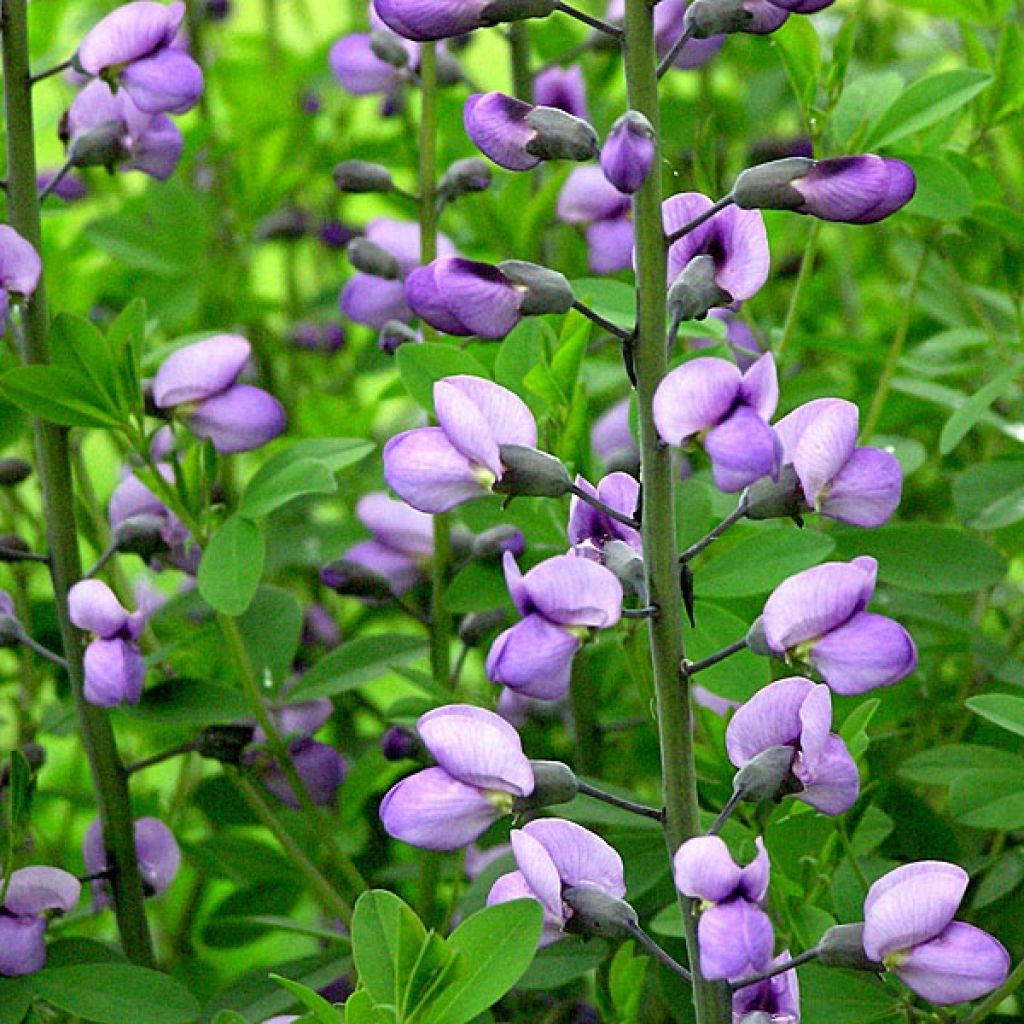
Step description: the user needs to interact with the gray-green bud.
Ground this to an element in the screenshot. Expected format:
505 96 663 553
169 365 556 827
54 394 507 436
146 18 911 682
472 524 525 562
346 237 402 280
514 760 579 812
817 924 881 972
114 514 168 560
745 464 809 521
481 0 559 26
439 158 492 202
732 158 815 211
733 745 796 802
684 0 754 37
494 445 572 499
602 539 647 600
0 534 32 561
197 724 256 766
68 120 129 170
320 559 395 602
0 459 32 486
745 615 773 657
458 608 508 647
525 107 600 163
563 886 639 940
0 614 23 648
499 260 575 316
332 160 396 194
369 29 411 68
668 254 732 327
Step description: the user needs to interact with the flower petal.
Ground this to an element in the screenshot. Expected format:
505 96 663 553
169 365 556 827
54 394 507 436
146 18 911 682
673 836 743 902
0 915 46 977
405 262 473 336
725 676 813 767
793 734 860 815
586 217 635 274
0 225 41 298
77 1 184 75
811 611 917 695
820 447 903 528
186 385 287 454
133 818 181 895
464 92 539 171
510 828 566 923
120 48 203 115
704 407 782 493
523 818 626 898
434 258 523 339
357 492 434 557
557 166 631 224
739 353 779 423
698 899 775 981
343 540 419 594
328 34 401 95
652 357 742 445
663 193 717 282
83 637 146 707
790 399 859 507
152 334 250 407
485 615 579 700
441 375 538 449
383 427 486 514
69 579 131 639
434 378 503 476
2 866 81 916
738 837 770 904
340 273 412 328
708 206 771 302
521 555 623 628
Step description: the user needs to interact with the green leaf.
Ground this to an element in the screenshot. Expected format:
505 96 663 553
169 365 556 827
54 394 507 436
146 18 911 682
351 890 428 1011
125 677 249 726
240 458 338 519
697 527 835 598
515 938 609 991
51 313 124 416
254 438 375 478
949 769 1024 830
953 461 1024 530
416 900 542 1024
901 744 1024 785
773 17 821 112
0 977 35 1024
288 634 428 701
608 942 647 1024
269 975 343 1024
238 586 305 687
902 154 974 221
939 361 1022 454
989 22 1024 122
344 991 391 1024
967 694 1024 739
396 344 490 413
799 965 901 1024
211 1013 249 1024
495 321 553 417
444 562 512 614
828 71 904 149
32 965 199 1024
107 299 147 412
0 366 125 428
865 69 992 148
198 515 266 616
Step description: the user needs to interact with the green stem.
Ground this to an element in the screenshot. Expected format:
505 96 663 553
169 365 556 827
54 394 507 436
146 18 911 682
1 0 155 966
508 22 533 101
621 3 729 1020
775 219 822 359
569 663 603 777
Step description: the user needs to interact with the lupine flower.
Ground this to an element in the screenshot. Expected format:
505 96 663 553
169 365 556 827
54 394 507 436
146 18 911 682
863 862 1009 1005
261 739 347 808
557 166 634 274
607 0 725 70
759 557 917 695
487 552 623 699
733 951 801 1022
568 472 642 561
533 66 588 120
76 1 203 115
380 704 535 850
406 258 524 338
663 193 770 321
601 111 656 195
652 353 781 492
787 156 915 224
337 492 434 596
726 676 859 815
773 398 903 527
591 398 639 469
0 226 42 322
69 580 146 707
464 92 599 171
488 818 626 946
152 335 286 453
374 0 555 41
340 218 456 329
0 867 81 977
673 836 774 981
319 220 359 251
36 170 88 202
82 817 181 910
328 19 416 97
383 375 537 514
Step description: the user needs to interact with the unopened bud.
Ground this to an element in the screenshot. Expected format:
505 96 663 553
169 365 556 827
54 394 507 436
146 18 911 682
514 760 578 811
525 107 600 162
0 534 32 561
435 50 465 87
347 237 402 280
332 160 395 194
0 459 32 486
197 724 256 766
498 260 574 315
732 158 814 211
745 616 773 657
472 524 525 561
684 0 753 37
320 559 395 601
668 254 732 325
68 121 129 170
563 886 638 940
256 207 310 242
369 29 410 69
378 321 419 355
745 464 809 521
494 445 572 499
0 614 23 647
458 608 507 647
602 539 647 600
818 924 880 971
114 515 168 559
733 745 796 802
439 158 492 201
481 0 559 26
381 726 420 762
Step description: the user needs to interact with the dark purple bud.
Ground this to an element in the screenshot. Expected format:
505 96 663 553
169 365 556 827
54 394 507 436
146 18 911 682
380 726 418 761
438 157 493 201
301 90 322 115
205 0 231 20
347 237 403 280
196 724 255 765
378 320 420 354
262 739 347 809
0 535 32 563
320 559 395 601
289 321 346 353
0 459 32 486
333 160 396 194
492 444 572 499
319 220 358 250
497 260 574 315
318 975 355 1004
600 111 655 195
255 207 310 242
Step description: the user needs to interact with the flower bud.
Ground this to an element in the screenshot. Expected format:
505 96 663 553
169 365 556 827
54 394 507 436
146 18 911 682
435 50 465 87
732 745 796 802
498 260 574 316
332 160 396 194
745 615 772 656
113 514 168 560
320 559 396 601
196 724 256 766
684 0 754 36
480 0 560 25
493 444 572 499
744 464 808 521
0 534 32 561
0 458 32 486
438 158 493 201
255 207 310 242
347 237 403 280
525 106 600 162
600 111 656 195
68 121 129 171
668 254 732 325
818 923 881 971
380 726 419 761
602 539 647 600
472 524 526 561
458 608 508 647
369 29 411 69
0 613 23 647
562 886 638 940
513 760 578 811
732 157 815 211
378 320 420 355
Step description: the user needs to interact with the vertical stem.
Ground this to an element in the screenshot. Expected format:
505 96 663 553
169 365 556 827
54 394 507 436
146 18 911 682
1 0 154 965
569 662 602 777
508 23 533 101
263 0 281 68
621 2 730 1021
775 220 822 358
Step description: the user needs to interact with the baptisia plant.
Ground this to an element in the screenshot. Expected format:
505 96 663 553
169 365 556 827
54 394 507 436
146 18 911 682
83 817 181 910
0 226 41 322
0 867 81 976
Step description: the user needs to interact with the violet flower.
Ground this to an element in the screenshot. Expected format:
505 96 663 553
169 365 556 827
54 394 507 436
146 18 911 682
108 463 195 572
405 257 524 338
652 353 781 492
733 952 801 1022
76 1 203 115
0 226 42 322
591 397 639 470
726 676 859 815
568 472 642 561
606 0 725 70
69 579 146 707
261 739 347 808
772 398 903 527
36 170 88 202
374 0 489 40
863 862 1009 1005
380 704 535 850
488 818 626 946
789 156 915 224
673 836 774 981
601 111 656 195
0 867 81 977
82 817 181 910
486 552 623 700
151 334 286 453
340 218 456 329
759 557 918 695
383 375 537 514
533 66 589 120
328 16 416 97
557 166 634 274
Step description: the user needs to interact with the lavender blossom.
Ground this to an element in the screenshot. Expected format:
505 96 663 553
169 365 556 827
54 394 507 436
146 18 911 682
863 862 1009 1004
557 166 634 274
380 704 535 850
0 226 42 322
328 29 415 97
405 258 524 338
652 353 781 492
759 557 918 695
0 867 81 976
591 398 639 470
733 952 801 1022
261 739 348 808
726 677 859 814
568 472 642 560
82 817 181 910
600 111 656 195
486 552 623 699
533 66 589 120
36 170 88 202
108 463 195 572
374 0 557 41
607 0 725 69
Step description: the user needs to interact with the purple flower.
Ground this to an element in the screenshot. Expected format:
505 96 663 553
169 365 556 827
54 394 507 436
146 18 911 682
69 580 146 707
652 353 781 492
773 398 903 527
36 169 88 202
568 472 642 560
302 604 342 649
607 0 725 69
486 552 623 700
152 335 286 453
726 676 859 815
288 321 346 353
591 398 639 469
673 836 774 981
533 66 588 120
601 111 656 195
383 375 537 513
340 218 456 329
406 257 524 339
83 817 181 910
0 226 42 322
760 557 918 695
488 818 626 946
76 1 203 114
108 463 194 570
340 492 434 596
328 31 416 96
791 156 915 224
557 167 634 274
0 867 81 977
261 740 347 808
863 862 1009 1005
733 951 801 1022
66 80 184 181
663 193 770 318
380 704 535 850
374 0 490 40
